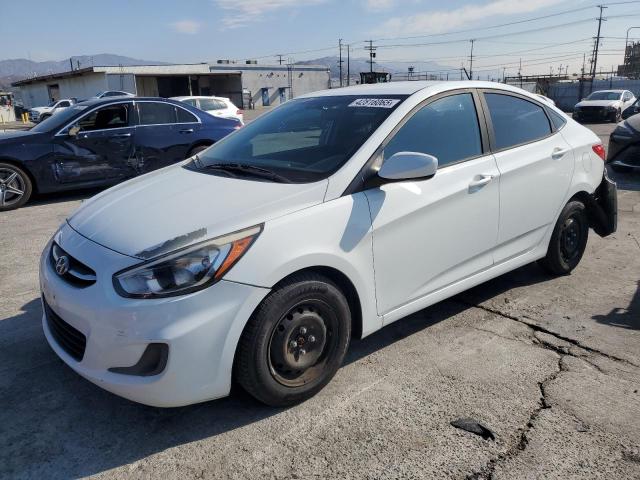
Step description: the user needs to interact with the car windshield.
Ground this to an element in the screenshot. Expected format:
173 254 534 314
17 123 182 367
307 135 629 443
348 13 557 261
587 92 622 101
30 105 88 133
192 95 406 183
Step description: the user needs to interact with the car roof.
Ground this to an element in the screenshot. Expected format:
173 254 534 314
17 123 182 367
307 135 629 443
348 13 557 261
299 81 542 98
591 89 626 93
76 97 184 107
171 95 229 101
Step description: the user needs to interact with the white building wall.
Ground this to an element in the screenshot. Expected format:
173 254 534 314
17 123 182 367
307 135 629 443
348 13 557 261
18 72 108 108
210 65 330 108
106 73 137 94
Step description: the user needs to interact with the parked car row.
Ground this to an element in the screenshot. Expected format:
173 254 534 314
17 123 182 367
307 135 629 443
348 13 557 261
1 97 242 210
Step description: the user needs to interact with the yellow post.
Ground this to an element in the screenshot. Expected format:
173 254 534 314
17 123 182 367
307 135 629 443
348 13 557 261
23 112 28 123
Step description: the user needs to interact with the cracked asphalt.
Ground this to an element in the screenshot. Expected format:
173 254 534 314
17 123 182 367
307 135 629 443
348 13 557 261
1 123 639 479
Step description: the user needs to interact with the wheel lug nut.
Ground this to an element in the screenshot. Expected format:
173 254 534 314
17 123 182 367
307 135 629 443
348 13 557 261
299 349 306 356
289 340 298 349
300 327 307 335
308 335 316 343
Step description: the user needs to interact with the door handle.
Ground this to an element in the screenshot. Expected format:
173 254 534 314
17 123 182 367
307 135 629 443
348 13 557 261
179 128 194 134
551 147 570 159
468 175 494 191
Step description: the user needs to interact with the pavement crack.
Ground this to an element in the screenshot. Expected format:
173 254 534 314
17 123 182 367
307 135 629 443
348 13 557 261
458 299 640 368
465 354 563 480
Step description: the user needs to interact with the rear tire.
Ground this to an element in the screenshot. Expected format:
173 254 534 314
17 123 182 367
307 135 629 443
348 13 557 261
186 144 211 159
538 201 589 275
0 163 32 211
234 273 351 407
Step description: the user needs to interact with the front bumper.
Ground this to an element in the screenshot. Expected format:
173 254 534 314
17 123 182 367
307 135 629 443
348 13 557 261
574 107 615 121
40 223 270 407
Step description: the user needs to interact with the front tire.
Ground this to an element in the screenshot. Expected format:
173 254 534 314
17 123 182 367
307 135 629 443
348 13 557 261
538 201 589 275
234 273 351 407
0 163 32 211
611 109 621 123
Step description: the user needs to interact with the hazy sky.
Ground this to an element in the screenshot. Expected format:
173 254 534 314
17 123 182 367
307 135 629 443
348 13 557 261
4 0 640 77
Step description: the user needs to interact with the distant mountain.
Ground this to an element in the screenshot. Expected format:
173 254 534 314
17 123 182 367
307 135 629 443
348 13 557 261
298 55 501 81
298 55 459 80
0 54 167 88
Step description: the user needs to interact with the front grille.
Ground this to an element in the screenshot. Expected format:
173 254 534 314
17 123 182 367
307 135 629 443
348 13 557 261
579 106 606 115
50 242 96 287
43 298 86 361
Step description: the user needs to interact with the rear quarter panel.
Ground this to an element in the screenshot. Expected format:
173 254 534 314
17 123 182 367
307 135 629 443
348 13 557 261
558 119 605 199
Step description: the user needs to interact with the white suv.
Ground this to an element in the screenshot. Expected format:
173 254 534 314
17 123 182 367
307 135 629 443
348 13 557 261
29 98 75 123
40 82 617 407
171 95 244 123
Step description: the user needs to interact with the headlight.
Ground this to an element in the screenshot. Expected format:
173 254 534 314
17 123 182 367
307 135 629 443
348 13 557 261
607 105 618 111
113 225 262 298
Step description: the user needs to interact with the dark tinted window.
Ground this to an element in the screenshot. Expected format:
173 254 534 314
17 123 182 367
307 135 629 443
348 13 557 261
105 91 127 97
199 98 225 110
76 104 130 131
57 101 70 108
138 102 176 125
384 93 482 167
485 94 551 150
176 106 198 123
548 109 567 130
195 95 406 182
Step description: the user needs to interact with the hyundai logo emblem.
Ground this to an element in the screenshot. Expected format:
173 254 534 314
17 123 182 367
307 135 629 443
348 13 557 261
55 255 70 276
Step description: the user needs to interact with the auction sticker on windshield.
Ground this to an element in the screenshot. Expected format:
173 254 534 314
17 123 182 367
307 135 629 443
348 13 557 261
348 98 401 108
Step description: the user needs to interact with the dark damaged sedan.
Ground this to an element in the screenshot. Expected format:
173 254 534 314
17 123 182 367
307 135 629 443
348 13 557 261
0 97 241 211
608 114 640 172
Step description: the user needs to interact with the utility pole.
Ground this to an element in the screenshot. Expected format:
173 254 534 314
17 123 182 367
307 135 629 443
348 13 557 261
365 40 376 73
469 39 475 81
277 55 284 65
338 39 343 87
591 5 607 78
346 44 350 86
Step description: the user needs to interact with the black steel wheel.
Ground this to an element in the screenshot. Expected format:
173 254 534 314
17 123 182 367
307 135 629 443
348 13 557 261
538 200 589 275
235 273 351 406
0 163 32 211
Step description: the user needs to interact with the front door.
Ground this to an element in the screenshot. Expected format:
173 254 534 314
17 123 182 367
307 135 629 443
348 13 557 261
481 91 574 262
53 102 135 184
365 91 500 317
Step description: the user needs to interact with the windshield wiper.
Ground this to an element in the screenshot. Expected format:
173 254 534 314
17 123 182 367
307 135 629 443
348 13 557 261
203 163 291 183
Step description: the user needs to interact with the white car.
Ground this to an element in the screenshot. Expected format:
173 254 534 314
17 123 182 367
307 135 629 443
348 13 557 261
40 81 617 407
29 98 75 123
535 94 556 106
171 96 244 123
573 89 636 123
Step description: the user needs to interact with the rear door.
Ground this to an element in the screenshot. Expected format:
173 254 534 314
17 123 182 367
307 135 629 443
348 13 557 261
480 91 574 263
134 101 200 172
52 102 136 184
365 91 500 317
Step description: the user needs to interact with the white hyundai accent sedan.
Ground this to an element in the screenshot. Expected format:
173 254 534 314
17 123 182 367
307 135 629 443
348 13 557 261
40 82 617 407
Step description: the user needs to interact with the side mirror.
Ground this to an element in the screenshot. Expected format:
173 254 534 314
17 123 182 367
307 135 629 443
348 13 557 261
68 125 81 137
378 152 438 181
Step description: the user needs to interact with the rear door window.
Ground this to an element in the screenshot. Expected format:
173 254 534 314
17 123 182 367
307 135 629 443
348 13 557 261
484 93 552 150
176 106 198 123
138 102 177 125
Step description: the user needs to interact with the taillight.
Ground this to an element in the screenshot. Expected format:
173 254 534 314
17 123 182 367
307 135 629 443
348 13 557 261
592 144 606 161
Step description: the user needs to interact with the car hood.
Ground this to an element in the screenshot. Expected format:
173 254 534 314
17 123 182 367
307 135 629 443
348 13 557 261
31 106 52 113
576 100 621 108
67 164 328 259
0 129 42 142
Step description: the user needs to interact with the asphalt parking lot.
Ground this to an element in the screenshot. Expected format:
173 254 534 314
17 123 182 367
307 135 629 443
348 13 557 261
1 122 639 479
